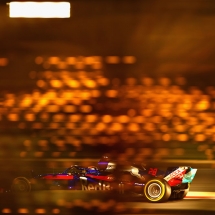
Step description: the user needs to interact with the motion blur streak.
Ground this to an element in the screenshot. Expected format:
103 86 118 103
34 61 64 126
186 192 215 199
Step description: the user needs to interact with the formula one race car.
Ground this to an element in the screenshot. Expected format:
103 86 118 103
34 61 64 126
10 156 197 203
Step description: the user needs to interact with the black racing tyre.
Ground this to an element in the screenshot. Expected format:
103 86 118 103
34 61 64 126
11 177 31 193
144 178 171 202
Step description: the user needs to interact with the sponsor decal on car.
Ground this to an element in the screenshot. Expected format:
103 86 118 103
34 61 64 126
164 167 186 182
80 177 112 190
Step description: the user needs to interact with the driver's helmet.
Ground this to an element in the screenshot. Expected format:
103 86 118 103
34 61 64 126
97 155 116 172
87 166 98 174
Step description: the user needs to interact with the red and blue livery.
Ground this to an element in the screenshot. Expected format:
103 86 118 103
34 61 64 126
10 157 197 203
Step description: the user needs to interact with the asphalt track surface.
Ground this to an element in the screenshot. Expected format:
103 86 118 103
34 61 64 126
0 169 214 215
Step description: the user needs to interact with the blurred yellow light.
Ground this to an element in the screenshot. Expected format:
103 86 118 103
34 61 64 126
38 98 49 106
81 91 91 100
83 79 97 88
46 90 57 99
20 96 32 107
67 79 80 88
9 2 70 18
195 99 210 111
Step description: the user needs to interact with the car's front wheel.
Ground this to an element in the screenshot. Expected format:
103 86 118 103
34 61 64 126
11 177 31 192
144 178 171 202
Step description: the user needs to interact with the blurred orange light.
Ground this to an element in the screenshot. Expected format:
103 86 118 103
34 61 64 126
37 80 46 88
118 115 130 123
63 105 76 113
105 90 118 98
84 79 97 88
35 208 46 214
111 123 123 132
25 113 35 121
127 123 140 132
105 56 120 64
66 57 76 64
48 57 60 64
8 113 19 121
46 105 60 112
122 56 136 64
0 58 8 66
85 115 98 122
96 122 106 131
102 115 113 123
80 105 92 113
35 56 43 64
67 80 80 88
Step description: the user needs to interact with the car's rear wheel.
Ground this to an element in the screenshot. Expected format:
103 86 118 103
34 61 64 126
144 178 171 202
11 177 31 192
